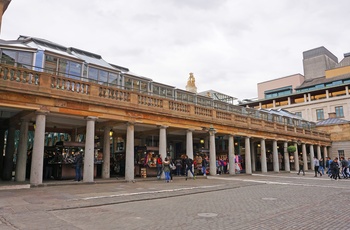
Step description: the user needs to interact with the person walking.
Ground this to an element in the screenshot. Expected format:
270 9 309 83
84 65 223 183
297 157 305 176
319 158 325 176
202 155 208 176
184 155 195 180
313 156 322 177
156 154 163 180
330 158 340 180
326 157 332 177
175 158 182 176
163 157 171 183
340 157 349 178
74 151 83 182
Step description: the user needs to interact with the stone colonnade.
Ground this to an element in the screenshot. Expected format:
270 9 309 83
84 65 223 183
1 112 329 185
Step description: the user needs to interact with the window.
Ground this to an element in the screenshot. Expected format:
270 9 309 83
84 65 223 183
1 49 33 68
45 54 82 79
295 112 302 118
335 106 344 118
338 150 344 158
316 109 324 120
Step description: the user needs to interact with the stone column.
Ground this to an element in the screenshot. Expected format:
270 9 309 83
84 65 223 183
272 140 279 173
284 142 290 172
125 123 135 181
251 141 256 172
83 117 97 183
317 145 321 159
310 145 315 170
245 137 252 174
209 128 216 176
186 129 194 160
323 146 328 158
186 129 194 178
0 129 5 178
30 112 47 185
302 143 308 171
158 125 167 179
2 126 15 180
15 120 29 182
294 143 299 172
317 145 322 167
102 126 111 179
228 135 235 175
260 139 267 173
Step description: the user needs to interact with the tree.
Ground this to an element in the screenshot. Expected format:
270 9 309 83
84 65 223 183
287 145 296 153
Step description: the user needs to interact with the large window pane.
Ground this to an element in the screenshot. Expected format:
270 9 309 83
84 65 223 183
99 70 108 84
88 67 98 83
58 59 68 77
44 54 58 75
1 50 16 65
68 61 82 80
316 109 324 120
140 81 147 93
18 51 33 68
108 73 118 85
335 106 344 117
125 77 132 90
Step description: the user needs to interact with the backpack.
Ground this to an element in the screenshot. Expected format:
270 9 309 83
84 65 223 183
187 158 193 165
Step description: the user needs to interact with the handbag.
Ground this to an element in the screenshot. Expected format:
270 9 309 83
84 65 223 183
170 163 176 170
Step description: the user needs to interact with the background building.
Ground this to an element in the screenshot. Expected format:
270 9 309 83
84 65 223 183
316 112 350 159
242 46 350 123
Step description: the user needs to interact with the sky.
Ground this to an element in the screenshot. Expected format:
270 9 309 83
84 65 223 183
2 0 350 101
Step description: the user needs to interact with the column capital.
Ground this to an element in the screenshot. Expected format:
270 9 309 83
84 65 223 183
86 116 98 121
157 125 168 129
35 110 50 116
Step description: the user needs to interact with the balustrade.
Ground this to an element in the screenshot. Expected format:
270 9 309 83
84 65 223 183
0 65 39 85
169 101 190 113
51 76 89 95
0 63 331 143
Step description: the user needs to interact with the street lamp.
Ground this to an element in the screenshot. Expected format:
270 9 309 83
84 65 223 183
109 129 114 137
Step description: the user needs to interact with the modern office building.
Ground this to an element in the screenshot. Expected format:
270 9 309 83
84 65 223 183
241 46 350 123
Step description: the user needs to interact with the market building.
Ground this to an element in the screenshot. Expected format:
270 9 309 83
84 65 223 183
0 36 331 186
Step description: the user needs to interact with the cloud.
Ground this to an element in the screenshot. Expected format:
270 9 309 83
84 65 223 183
2 0 350 100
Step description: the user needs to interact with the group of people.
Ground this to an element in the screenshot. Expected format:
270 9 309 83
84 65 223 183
327 156 350 180
156 154 209 182
297 155 350 180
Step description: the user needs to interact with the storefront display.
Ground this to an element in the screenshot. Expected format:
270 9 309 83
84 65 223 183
45 141 100 180
135 146 159 177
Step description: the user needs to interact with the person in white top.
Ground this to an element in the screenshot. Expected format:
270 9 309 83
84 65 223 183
313 156 322 177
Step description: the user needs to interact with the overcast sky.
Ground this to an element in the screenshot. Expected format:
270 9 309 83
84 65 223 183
2 0 350 100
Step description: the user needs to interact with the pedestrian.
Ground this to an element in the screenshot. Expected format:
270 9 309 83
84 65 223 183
297 157 305 176
163 157 171 183
319 158 325 175
156 154 163 179
184 155 195 180
313 156 322 177
202 155 208 176
168 156 175 181
326 157 332 177
74 150 83 182
175 158 182 176
330 158 340 180
340 157 349 179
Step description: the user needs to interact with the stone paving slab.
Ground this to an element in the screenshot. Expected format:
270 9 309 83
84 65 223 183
0 172 349 229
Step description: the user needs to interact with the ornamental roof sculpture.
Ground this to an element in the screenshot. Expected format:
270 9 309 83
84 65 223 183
186 72 197 93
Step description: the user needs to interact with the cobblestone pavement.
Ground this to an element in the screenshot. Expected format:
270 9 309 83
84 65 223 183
0 172 349 229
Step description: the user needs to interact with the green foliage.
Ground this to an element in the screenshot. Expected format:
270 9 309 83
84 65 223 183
287 145 296 153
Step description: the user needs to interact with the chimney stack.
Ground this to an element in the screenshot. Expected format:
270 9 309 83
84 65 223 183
328 112 336 118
